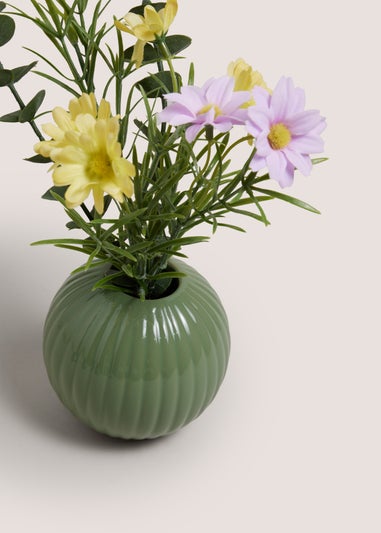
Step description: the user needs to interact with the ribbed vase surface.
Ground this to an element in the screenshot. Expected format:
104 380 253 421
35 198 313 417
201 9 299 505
43 260 230 439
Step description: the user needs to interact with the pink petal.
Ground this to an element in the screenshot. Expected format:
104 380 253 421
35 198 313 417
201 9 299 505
250 154 267 172
255 132 272 157
288 86 305 114
266 151 294 187
223 91 251 113
205 76 234 107
271 77 294 121
284 148 312 176
311 118 327 136
214 118 233 132
185 123 204 142
252 86 271 109
247 107 271 133
289 134 324 154
159 103 195 125
165 86 205 114
287 110 324 135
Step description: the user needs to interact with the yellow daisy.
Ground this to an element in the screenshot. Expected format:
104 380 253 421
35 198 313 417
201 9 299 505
34 93 135 214
115 0 178 68
228 58 271 107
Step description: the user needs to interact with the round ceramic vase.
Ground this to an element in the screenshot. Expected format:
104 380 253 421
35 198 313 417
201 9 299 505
43 260 230 439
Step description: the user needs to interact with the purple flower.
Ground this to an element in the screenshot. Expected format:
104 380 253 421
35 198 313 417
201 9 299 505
159 76 250 142
246 77 326 187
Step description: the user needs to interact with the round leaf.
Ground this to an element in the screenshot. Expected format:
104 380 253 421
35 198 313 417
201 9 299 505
0 15 15 47
0 68 12 86
138 71 182 98
19 90 45 123
11 61 37 83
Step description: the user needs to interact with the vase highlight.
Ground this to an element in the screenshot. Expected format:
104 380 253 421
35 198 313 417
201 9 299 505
43 260 230 439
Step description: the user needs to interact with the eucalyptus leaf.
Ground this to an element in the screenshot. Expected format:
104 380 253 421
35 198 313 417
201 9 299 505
124 43 159 65
25 154 51 163
11 61 38 83
124 35 191 65
19 90 45 122
138 71 182 98
42 185 68 201
130 3 166 16
0 110 20 122
66 221 79 230
0 15 15 47
0 68 12 86
165 35 192 56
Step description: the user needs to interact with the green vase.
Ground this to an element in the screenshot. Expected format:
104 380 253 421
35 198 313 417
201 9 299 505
43 260 230 439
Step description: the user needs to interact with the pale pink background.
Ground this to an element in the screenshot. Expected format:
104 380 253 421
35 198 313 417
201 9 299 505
0 1 380 531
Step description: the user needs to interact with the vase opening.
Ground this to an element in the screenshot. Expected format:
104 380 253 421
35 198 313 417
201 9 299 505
107 264 181 301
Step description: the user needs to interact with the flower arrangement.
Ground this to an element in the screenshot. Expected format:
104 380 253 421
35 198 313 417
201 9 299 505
0 0 326 300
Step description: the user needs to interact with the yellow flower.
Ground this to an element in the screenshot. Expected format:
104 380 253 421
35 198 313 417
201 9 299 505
34 93 135 214
115 0 178 67
227 58 271 107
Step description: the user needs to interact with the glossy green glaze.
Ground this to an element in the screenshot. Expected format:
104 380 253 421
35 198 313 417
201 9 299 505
43 260 230 439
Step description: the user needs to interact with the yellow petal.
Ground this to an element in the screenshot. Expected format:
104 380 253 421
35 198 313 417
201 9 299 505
124 12 145 30
75 113 97 135
101 179 125 201
42 123 64 141
34 140 55 158
133 24 156 41
161 0 178 32
97 99 111 120
144 5 163 32
53 164 86 186
52 107 74 132
112 157 135 179
92 185 105 214
65 182 92 208
114 18 134 35
55 146 87 165
131 39 146 68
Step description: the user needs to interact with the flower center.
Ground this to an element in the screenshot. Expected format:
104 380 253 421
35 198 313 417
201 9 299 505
86 153 112 181
267 123 291 150
198 103 223 117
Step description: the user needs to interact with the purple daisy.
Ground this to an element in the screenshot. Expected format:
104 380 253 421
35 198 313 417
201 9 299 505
246 77 326 187
159 76 250 142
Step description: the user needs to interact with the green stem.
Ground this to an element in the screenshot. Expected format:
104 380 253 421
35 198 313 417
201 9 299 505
157 39 178 93
0 61 44 141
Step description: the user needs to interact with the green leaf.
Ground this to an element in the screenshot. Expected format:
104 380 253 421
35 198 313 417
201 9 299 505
215 222 247 233
66 221 79 230
19 90 45 122
0 3 7 12
151 271 187 280
149 235 210 253
0 15 15 47
252 186 321 214
165 35 192 56
138 71 181 98
102 241 137 261
11 61 38 83
130 3 166 16
312 157 328 165
124 35 191 65
0 68 12 86
25 154 51 163
31 238 94 246
42 185 68 201
0 109 20 122
124 42 158 65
